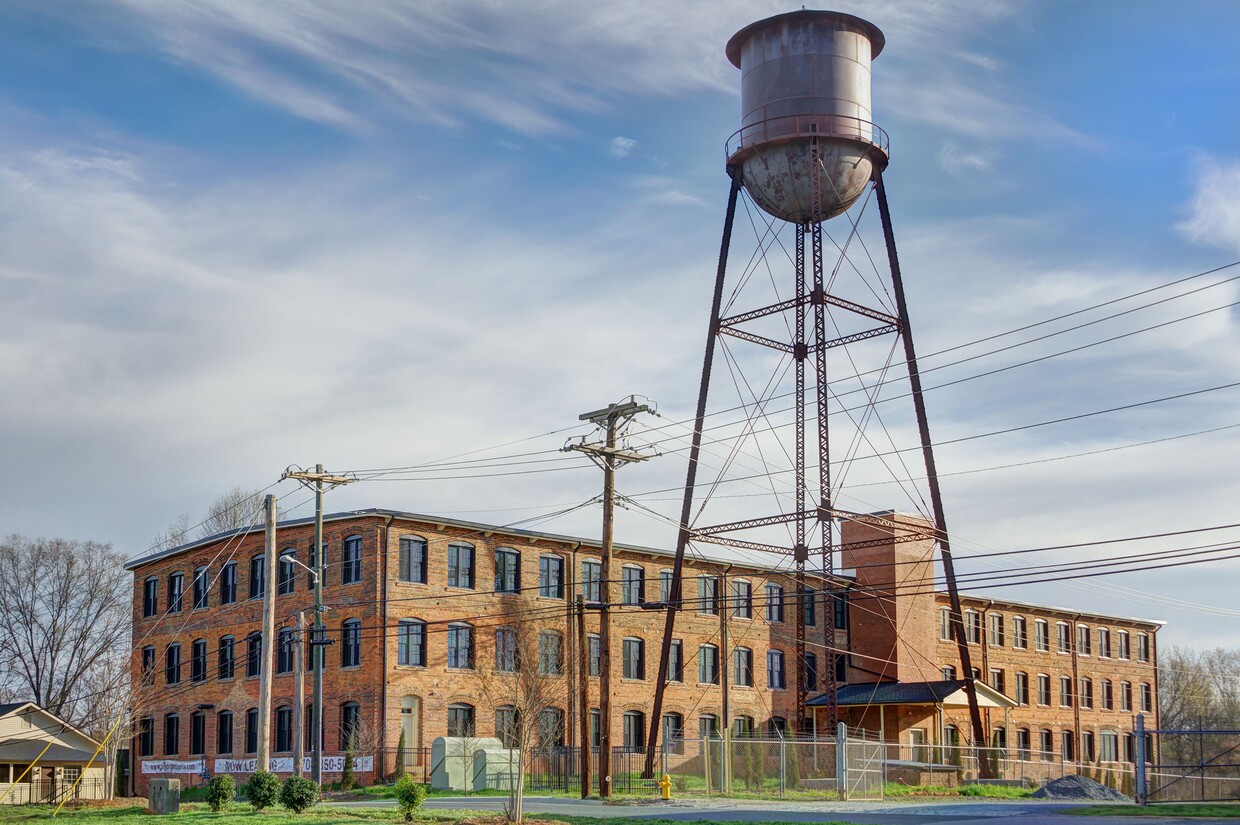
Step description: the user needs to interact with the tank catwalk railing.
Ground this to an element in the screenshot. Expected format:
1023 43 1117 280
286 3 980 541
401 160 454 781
726 114 890 160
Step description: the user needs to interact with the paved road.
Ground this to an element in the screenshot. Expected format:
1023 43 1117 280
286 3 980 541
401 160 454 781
327 795 1216 825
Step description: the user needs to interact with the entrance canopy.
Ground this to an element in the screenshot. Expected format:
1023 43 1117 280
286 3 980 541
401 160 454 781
808 679 1016 709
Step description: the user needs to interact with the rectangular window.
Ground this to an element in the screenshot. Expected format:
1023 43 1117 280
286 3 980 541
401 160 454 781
398 620 426 666
275 707 293 753
1118 630 1130 660
1098 628 1111 658
190 714 206 755
538 555 564 599
668 639 683 683
1077 624 1092 656
802 587 816 627
1037 674 1050 705
1035 619 1049 652
699 645 719 684
939 607 951 641
247 635 262 678
989 668 1005 695
143 578 158 618
277 553 296 595
698 576 719 614
1102 679 1114 710
220 561 237 605
139 718 154 757
141 646 156 686
1141 683 1153 712
539 632 562 675
164 716 179 756
587 634 600 677
246 709 259 754
1013 616 1027 649
1121 681 1132 711
168 572 184 614
399 536 428 584
1015 672 1028 705
659 570 673 605
1060 676 1073 707
217 712 233 754
191 639 207 682
1057 622 1071 654
621 566 644 605
988 612 1005 646
622 638 644 680
767 649 786 689
1081 731 1095 763
1138 633 1150 662
1062 731 1075 762
218 637 235 680
765 584 784 623
1100 731 1118 763
341 621 361 668
1041 729 1054 761
165 644 181 685
448 543 475 589
1016 728 1031 759
496 627 518 672
276 630 294 674
342 536 362 584
833 593 848 629
731 580 752 618
581 560 601 602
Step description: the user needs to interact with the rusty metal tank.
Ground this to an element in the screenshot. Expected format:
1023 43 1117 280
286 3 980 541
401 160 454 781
726 10 889 224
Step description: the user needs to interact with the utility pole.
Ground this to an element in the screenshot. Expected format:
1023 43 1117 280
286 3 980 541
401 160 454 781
719 570 731 792
565 397 654 798
576 596 590 799
256 495 278 771
293 610 306 777
282 463 355 786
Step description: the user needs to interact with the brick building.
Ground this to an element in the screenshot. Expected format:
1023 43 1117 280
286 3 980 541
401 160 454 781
125 508 1160 792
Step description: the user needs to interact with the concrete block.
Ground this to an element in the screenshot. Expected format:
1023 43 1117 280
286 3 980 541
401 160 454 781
147 778 181 814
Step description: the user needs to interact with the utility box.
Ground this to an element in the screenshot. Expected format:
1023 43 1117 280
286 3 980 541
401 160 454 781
472 748 520 791
431 737 503 790
147 778 181 814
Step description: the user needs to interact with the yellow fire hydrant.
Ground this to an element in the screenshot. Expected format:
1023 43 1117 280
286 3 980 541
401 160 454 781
659 773 672 800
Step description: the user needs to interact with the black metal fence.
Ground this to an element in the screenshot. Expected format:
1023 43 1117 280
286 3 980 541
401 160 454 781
379 746 434 785
526 747 657 795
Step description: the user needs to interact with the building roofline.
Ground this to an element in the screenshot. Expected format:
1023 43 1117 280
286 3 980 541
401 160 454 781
123 507 836 582
937 590 1166 629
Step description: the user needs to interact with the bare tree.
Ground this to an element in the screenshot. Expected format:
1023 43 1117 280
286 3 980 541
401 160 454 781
151 512 192 552
474 613 569 823
0 536 130 726
198 486 266 538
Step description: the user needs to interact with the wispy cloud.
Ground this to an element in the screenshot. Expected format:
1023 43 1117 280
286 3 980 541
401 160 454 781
1179 154 1240 255
609 136 637 159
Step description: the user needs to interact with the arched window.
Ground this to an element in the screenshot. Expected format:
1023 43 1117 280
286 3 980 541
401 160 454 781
539 555 564 599
138 717 154 757
662 712 684 743
538 707 564 750
622 710 645 751
398 619 426 667
190 711 206 755
699 644 719 684
340 701 361 751
278 549 297 595
275 706 294 753
699 713 718 739
447 703 474 737
277 627 295 674
193 566 209 609
621 565 644 605
249 554 265 599
341 619 361 668
217 710 234 754
220 561 237 604
399 535 428 583
622 636 644 680
191 638 207 682
539 630 563 675
218 635 235 680
142 577 158 617
495 627 518 672
168 571 184 613
342 535 363 584
448 542 475 589
767 649 786 689
733 647 753 687
165 642 181 685
448 623 474 669
732 715 754 738
246 632 262 678
140 646 156 686
495 706 519 748
163 713 179 755
768 716 787 737
494 548 520 593
245 707 259 754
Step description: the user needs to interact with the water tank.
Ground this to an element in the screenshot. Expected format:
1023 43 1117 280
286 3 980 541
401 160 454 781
726 10 889 224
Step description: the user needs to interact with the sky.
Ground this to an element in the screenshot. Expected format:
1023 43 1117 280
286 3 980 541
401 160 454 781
2 1 1240 650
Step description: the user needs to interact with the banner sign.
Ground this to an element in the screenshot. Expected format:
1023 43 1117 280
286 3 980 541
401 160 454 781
213 755 373 774
142 759 205 775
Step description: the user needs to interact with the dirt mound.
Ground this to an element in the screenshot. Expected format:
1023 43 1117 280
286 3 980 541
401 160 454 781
1031 774 1131 802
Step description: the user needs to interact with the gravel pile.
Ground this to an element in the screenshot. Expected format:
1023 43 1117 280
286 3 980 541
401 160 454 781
1031 774 1131 802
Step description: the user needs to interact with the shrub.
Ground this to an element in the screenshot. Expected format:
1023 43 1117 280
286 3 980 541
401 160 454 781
394 775 427 822
205 775 235 812
245 770 280 811
672 775 689 793
393 729 407 781
342 750 355 790
279 775 320 814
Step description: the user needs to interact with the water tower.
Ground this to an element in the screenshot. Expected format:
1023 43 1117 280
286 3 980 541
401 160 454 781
643 9 986 773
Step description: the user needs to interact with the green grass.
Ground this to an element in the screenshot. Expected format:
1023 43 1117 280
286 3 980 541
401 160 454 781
0 805 856 825
883 782 1033 799
1070 802 1239 817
